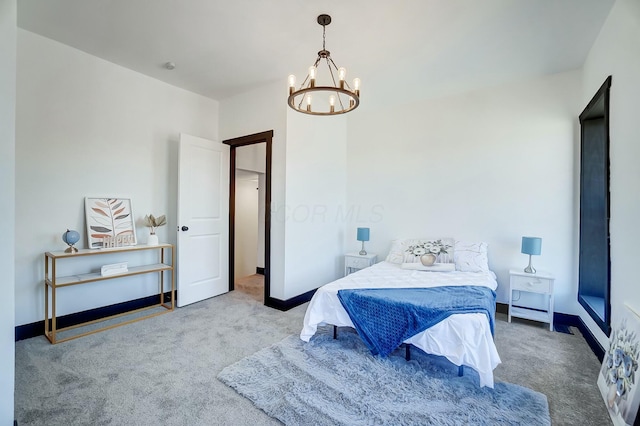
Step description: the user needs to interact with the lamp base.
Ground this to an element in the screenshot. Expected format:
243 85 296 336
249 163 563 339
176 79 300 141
359 241 367 256
524 255 536 274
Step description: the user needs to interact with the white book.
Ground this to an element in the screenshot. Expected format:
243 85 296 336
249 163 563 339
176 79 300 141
101 262 129 276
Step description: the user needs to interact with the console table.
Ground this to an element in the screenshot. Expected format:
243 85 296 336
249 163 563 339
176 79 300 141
44 244 174 344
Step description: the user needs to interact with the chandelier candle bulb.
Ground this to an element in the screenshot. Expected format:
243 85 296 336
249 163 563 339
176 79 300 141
309 66 317 87
339 67 346 89
306 94 312 112
354 78 361 96
288 75 296 95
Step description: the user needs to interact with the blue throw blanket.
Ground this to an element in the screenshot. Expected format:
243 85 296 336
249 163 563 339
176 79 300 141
337 286 496 357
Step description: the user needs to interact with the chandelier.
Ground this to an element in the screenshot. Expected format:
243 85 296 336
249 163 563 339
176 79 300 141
288 14 360 116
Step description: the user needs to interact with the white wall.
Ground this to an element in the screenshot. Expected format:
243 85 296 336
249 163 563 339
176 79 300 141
234 171 259 279
347 70 582 309
0 0 16 422
15 30 219 325
236 144 266 269
581 0 640 348
236 143 266 173
283 111 348 299
257 173 266 269
220 82 288 298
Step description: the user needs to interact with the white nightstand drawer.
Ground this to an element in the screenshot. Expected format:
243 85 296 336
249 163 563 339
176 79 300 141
510 275 550 294
346 257 369 269
344 253 377 276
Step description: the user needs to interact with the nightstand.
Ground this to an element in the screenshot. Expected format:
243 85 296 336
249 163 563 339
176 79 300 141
344 253 377 276
508 269 555 331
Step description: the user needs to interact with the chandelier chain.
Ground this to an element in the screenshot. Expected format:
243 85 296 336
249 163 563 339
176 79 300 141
322 24 326 51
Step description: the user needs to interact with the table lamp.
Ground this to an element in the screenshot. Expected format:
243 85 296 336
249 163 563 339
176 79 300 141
357 227 370 255
521 236 542 274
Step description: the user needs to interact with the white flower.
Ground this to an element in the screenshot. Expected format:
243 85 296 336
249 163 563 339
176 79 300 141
413 247 427 255
406 240 452 259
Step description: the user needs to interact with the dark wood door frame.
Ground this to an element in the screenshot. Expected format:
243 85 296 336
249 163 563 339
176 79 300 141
223 130 273 304
577 76 612 337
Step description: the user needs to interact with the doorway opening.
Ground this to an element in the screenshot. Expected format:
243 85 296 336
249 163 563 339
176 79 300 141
223 130 273 305
234 165 263 301
578 76 611 336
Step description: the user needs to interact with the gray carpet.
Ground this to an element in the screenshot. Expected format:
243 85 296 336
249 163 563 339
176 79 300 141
14 291 611 425
218 328 551 425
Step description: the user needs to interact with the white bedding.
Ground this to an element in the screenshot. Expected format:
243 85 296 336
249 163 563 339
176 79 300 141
300 261 502 388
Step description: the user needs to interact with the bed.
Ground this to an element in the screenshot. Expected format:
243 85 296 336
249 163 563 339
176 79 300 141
300 239 502 388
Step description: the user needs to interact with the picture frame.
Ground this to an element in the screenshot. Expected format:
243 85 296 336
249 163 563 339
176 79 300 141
598 305 640 425
85 197 137 248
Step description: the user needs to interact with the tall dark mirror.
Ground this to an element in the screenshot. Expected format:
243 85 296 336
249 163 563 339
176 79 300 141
578 76 612 336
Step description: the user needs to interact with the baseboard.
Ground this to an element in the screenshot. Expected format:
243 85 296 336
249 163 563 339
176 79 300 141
15 291 176 341
256 267 265 275
265 288 317 311
498 302 605 361
574 315 606 362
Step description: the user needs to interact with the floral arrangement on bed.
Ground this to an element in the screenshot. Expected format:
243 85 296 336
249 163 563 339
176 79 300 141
406 240 452 258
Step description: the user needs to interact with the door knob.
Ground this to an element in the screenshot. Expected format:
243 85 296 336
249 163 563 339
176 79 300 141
181 226 189 231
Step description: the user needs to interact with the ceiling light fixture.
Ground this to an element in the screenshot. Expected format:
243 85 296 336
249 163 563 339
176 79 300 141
288 14 360 116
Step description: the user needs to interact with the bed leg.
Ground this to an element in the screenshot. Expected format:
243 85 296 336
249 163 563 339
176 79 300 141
333 325 337 339
405 344 411 361
458 365 463 377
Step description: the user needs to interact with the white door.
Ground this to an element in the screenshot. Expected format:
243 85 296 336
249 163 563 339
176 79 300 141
177 133 229 307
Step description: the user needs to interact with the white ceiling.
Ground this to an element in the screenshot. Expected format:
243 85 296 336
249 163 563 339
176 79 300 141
17 0 615 105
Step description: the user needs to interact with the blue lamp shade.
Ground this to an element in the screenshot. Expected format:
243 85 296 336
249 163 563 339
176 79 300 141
357 227 370 242
521 237 542 255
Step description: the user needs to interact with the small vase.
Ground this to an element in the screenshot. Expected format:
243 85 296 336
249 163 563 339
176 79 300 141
420 253 437 266
147 234 159 246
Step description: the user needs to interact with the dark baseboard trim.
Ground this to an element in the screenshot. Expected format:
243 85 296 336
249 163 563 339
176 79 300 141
496 302 508 315
256 267 265 275
499 302 605 361
15 291 176 341
265 288 317 311
574 315 606 362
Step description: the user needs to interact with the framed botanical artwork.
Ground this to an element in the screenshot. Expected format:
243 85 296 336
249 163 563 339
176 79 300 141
85 197 137 248
598 305 640 425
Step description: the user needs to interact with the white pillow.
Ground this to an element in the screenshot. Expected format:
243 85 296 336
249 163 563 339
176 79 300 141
385 238 455 264
454 241 489 272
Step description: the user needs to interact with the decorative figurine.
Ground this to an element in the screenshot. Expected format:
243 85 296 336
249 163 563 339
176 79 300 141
62 229 80 253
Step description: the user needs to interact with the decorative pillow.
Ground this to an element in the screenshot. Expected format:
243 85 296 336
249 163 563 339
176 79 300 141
453 241 490 272
385 238 455 264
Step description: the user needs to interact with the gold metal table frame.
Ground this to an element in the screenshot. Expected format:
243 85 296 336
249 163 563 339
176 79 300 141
44 244 175 344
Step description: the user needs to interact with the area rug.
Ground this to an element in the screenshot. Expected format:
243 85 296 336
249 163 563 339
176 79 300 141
218 327 551 425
